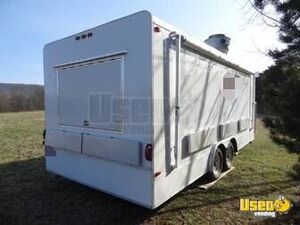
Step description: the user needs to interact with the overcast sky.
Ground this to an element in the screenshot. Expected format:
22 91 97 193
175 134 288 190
0 0 282 84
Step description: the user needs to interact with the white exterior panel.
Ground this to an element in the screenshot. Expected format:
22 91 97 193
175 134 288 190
152 19 255 207
58 58 124 131
44 11 154 208
46 150 152 207
82 134 141 166
46 130 82 153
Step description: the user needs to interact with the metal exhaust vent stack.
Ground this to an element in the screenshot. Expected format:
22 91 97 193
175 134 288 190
204 34 231 54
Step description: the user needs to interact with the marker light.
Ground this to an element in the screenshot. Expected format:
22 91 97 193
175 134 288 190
154 26 161 33
145 144 153 161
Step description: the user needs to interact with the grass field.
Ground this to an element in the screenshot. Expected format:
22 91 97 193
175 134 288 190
0 111 299 225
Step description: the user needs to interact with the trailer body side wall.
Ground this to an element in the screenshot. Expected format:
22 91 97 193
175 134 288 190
152 20 255 207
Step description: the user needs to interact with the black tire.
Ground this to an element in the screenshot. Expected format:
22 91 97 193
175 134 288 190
208 148 224 180
223 142 234 171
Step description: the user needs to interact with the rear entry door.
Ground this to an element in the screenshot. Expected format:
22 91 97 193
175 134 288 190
57 55 124 132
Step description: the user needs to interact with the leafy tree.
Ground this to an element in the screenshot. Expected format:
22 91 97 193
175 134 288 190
252 0 300 148
259 63 300 141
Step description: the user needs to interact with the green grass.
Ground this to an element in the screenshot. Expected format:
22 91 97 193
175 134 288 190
0 111 299 225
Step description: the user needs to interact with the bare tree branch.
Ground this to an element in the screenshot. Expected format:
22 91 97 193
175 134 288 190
247 0 281 25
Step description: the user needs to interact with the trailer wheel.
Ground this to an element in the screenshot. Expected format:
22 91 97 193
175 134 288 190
208 147 224 180
223 142 234 170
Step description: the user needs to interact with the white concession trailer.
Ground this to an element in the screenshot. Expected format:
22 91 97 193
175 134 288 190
44 11 256 208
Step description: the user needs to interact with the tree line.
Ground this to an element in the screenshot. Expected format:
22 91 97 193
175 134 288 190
0 84 44 113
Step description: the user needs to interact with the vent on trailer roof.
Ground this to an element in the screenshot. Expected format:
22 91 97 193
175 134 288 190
204 34 231 54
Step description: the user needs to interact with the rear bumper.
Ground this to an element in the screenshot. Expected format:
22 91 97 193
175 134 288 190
46 149 153 208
